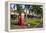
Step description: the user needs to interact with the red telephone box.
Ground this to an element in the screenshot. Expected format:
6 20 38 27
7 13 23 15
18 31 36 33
18 13 25 26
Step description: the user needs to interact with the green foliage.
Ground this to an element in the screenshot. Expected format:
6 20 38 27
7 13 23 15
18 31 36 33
17 4 24 13
31 5 43 15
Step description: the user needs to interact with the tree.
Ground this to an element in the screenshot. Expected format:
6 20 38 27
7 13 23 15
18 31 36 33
31 5 43 18
25 5 30 18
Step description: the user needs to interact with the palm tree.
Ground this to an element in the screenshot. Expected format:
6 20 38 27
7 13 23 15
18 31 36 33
25 5 30 19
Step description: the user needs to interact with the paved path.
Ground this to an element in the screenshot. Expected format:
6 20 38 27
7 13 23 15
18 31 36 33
10 25 27 29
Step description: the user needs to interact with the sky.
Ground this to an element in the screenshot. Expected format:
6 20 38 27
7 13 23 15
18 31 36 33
10 3 32 10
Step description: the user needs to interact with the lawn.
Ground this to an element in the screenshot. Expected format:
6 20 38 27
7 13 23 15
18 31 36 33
26 18 43 27
10 18 43 29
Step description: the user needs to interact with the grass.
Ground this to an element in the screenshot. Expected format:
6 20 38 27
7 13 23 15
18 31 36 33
10 17 43 29
26 18 42 26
